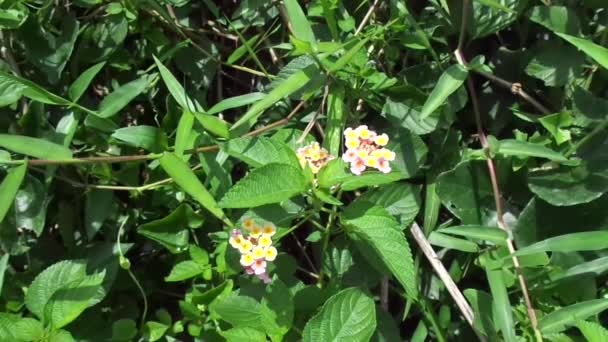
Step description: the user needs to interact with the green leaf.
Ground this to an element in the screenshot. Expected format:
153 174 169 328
153 55 203 112
324 84 346 156
45 271 106 329
174 110 195 158
428 231 479 252
555 32 608 70
382 98 440 135
0 71 26 107
484 257 516 342
85 189 114 240
358 183 421 227
575 320 608 342
317 159 405 191
144 321 169 342
528 6 581 35
221 136 300 168
25 260 87 320
0 314 44 341
329 36 371 73
111 125 167 152
420 64 468 119
221 327 267 342
0 6 28 29
68 61 105 102
0 134 73 160
538 112 573 145
226 33 261 65
0 164 26 223
495 139 568 162
514 231 608 257
342 202 418 298
219 163 307 208
539 299 608 333
159 153 228 224
0 70 70 105
138 204 202 253
303 288 376 342
437 225 508 245
525 44 584 87
206 92 266 115
164 260 207 282
97 75 151 118
284 0 316 44
194 113 230 138
463 289 499 339
111 319 138 341
0 254 8 296
261 278 294 341
209 294 262 329
231 63 320 130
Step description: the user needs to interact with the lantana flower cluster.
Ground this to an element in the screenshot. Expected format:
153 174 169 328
229 218 278 284
296 142 335 174
342 125 396 175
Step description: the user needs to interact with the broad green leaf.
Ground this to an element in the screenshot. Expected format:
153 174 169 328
231 63 320 130
437 225 508 245
302 288 376 342
0 70 70 105
209 294 262 329
575 320 608 342
484 257 516 342
13 175 49 236
538 112 573 145
97 75 151 118
138 204 202 253
45 271 106 329
261 278 294 341
284 0 316 43
189 245 209 265
342 201 418 298
221 327 267 342
206 92 266 115
144 321 169 342
0 314 44 341
382 98 440 136
420 64 468 119
528 6 581 35
68 61 105 101
496 139 568 162
164 260 207 282
317 159 405 191
159 153 228 224
525 44 584 87
174 110 195 158
112 319 137 341
324 84 345 156
219 163 307 208
25 260 87 320
555 32 608 70
0 134 72 160
85 190 114 240
428 231 479 252
539 299 608 333
515 231 608 257
358 183 420 226
111 125 167 152
0 163 26 223
0 6 28 29
221 136 300 168
153 55 203 112
0 72 26 107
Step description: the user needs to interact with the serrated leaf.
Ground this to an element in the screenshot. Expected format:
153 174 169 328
221 137 300 168
420 64 468 119
342 201 418 298
303 288 376 342
539 299 608 333
0 134 72 160
0 314 44 341
209 294 261 328
97 75 151 118
68 62 105 102
221 327 267 342
261 278 293 341
165 260 207 282
219 163 307 208
358 183 421 226
159 153 228 224
0 163 26 223
575 320 608 342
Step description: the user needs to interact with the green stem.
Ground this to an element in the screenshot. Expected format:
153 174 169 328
317 200 340 287
421 299 447 342
275 212 315 242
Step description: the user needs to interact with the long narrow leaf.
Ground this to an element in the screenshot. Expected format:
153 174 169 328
420 64 468 119
0 163 27 222
0 134 73 160
515 231 608 256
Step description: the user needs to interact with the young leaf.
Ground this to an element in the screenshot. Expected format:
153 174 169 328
284 0 316 44
97 75 151 118
0 134 73 160
514 231 608 257
68 61 106 102
539 299 608 333
302 288 376 342
0 163 26 223
555 32 608 70
219 163 307 208
221 136 300 168
420 64 468 119
159 153 228 225
342 201 418 299
231 64 320 131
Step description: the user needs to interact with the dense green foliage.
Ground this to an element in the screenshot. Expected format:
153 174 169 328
0 0 607 341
